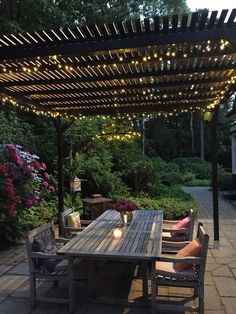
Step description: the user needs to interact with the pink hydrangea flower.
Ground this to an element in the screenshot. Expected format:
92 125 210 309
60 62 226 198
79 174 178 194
40 163 47 170
0 164 8 173
8 209 16 217
41 181 49 187
49 185 55 193
44 172 50 180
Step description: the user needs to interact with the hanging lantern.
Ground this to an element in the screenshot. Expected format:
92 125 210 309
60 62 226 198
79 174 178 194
203 111 213 122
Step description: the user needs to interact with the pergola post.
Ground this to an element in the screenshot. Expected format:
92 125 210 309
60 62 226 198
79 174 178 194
53 117 64 222
53 118 74 233
211 105 220 248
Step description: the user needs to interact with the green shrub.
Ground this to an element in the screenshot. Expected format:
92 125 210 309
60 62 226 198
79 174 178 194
159 171 183 186
172 157 211 180
218 171 234 190
132 186 198 219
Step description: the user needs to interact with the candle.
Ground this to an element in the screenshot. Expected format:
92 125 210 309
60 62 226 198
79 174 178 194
123 214 128 224
113 228 122 239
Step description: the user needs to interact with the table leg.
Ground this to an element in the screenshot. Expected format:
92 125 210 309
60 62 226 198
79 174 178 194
141 261 148 301
68 257 75 313
151 260 157 314
88 260 95 297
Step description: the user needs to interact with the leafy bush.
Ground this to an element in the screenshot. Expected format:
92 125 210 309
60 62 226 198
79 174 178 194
172 157 211 180
218 171 234 190
159 171 183 186
132 186 198 219
71 147 130 198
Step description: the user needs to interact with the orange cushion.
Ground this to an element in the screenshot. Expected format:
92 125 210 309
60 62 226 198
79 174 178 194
171 216 191 237
174 239 202 272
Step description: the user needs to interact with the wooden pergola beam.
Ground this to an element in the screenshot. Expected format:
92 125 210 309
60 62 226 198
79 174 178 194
0 26 235 61
1 64 235 88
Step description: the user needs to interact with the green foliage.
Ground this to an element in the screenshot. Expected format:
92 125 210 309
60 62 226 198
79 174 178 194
172 157 211 179
184 179 210 187
0 110 35 149
0 198 57 244
217 171 234 191
0 0 189 33
133 186 198 219
159 171 183 186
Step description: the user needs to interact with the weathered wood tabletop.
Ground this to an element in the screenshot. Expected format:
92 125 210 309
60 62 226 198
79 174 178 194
58 209 163 261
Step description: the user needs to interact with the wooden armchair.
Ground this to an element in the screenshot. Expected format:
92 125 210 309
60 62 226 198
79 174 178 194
60 208 93 238
162 208 195 242
162 222 203 254
151 224 209 314
25 222 75 313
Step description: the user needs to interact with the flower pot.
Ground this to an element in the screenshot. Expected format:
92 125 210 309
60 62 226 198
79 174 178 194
120 211 133 225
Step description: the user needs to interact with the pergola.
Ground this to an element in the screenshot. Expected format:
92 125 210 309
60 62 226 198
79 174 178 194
0 9 236 246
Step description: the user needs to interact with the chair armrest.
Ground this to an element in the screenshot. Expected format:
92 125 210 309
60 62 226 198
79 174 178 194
162 240 190 249
55 237 70 244
159 255 201 265
163 219 180 224
31 252 69 260
80 220 94 225
162 227 189 233
64 226 85 232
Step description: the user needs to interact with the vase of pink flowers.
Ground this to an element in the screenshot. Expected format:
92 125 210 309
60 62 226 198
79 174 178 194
115 199 137 225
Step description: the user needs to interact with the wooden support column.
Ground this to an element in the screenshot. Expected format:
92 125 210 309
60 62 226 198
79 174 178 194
211 105 220 248
53 117 74 234
54 117 64 217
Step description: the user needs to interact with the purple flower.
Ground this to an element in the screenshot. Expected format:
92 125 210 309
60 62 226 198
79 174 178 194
115 200 137 212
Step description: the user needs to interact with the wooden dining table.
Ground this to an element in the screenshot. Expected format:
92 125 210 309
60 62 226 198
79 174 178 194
58 209 163 310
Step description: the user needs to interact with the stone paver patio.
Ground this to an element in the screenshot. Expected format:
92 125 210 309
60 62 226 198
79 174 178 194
0 186 236 313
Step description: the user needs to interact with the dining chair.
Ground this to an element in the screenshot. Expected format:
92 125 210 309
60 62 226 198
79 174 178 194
151 224 209 314
60 208 93 238
25 222 75 313
162 208 195 242
162 222 203 254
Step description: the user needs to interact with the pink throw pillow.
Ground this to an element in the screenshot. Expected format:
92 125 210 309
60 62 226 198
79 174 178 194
174 239 202 271
171 216 191 237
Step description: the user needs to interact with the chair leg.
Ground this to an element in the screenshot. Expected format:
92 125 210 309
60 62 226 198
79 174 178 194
199 283 204 314
68 258 75 313
29 276 36 309
53 280 59 287
151 261 157 314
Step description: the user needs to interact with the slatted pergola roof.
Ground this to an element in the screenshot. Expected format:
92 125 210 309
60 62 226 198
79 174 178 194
0 9 236 118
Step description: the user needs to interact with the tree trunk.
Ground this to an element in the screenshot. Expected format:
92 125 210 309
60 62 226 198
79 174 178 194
200 119 205 160
142 116 145 155
190 112 195 155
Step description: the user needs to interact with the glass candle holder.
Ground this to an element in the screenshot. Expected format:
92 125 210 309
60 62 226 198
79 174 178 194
113 228 122 239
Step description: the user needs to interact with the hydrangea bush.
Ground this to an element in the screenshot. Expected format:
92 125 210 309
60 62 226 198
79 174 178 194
0 144 55 221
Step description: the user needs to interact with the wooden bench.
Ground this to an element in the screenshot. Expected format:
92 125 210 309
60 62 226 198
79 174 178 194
25 222 75 312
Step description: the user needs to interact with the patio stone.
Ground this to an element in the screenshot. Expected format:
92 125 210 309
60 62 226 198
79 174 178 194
222 297 236 310
0 274 28 298
211 265 232 277
7 262 29 275
0 265 13 276
205 285 223 310
228 260 236 268
229 240 236 249
0 297 30 314
205 272 214 286
205 311 225 314
215 257 236 265
230 268 236 279
214 277 236 297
